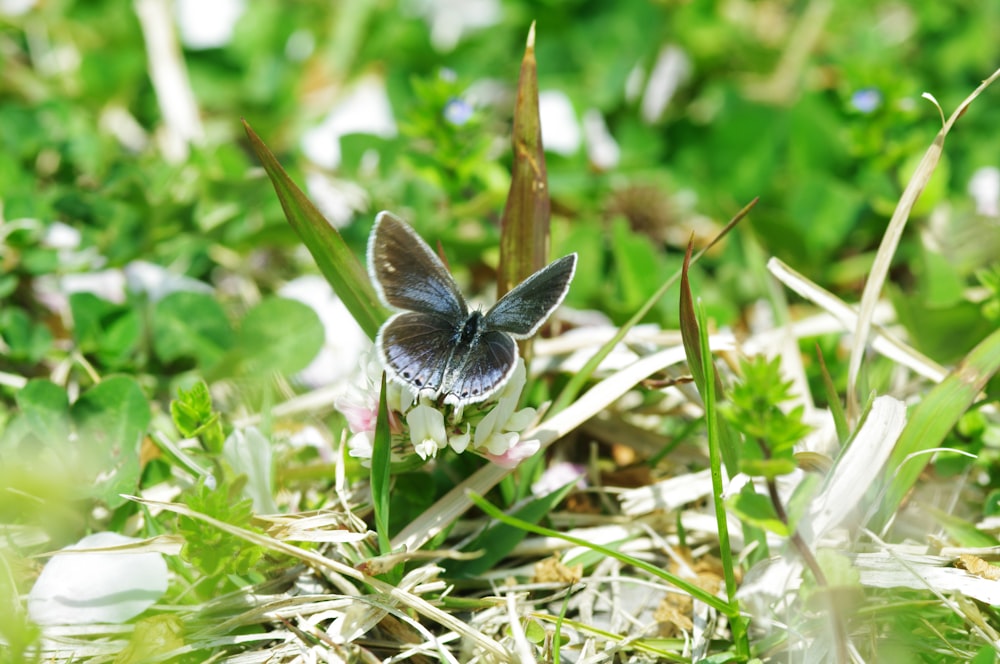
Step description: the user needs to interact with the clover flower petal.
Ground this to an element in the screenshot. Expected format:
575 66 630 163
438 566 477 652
407 404 447 460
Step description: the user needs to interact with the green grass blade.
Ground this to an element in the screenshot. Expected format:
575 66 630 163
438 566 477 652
873 327 1000 529
815 343 849 444
371 373 392 556
446 480 576 578
242 119 388 340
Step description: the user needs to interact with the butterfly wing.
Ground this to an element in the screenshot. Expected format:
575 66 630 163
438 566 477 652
484 253 577 338
377 311 456 395
368 211 467 319
440 329 518 406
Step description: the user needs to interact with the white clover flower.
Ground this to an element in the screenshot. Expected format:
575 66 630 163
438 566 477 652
337 351 539 466
471 359 536 458
347 430 375 461
407 404 448 460
448 424 471 454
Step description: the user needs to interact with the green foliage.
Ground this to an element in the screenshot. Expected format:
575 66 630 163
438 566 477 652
69 293 142 371
230 297 325 376
70 376 150 507
171 380 225 455
152 292 232 368
977 263 1000 322
722 356 813 480
2 376 149 510
399 73 507 209
0 306 53 364
177 479 264 594
1 1 999 661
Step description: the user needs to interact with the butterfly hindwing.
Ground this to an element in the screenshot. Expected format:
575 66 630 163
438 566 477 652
440 329 518 405
368 212 467 320
484 253 577 338
377 312 454 394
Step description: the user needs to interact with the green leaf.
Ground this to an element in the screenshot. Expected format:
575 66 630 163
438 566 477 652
71 376 151 507
740 456 797 480
68 293 140 368
14 380 70 444
170 380 225 453
609 219 663 320
242 120 387 339
231 297 324 376
679 240 706 392
815 344 849 444
178 479 264 590
728 489 788 537
115 615 184 664
152 291 232 367
0 307 53 363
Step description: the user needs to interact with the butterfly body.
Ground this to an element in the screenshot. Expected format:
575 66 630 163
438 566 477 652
368 212 576 406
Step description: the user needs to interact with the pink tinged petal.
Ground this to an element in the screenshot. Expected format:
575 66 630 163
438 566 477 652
485 438 541 468
335 392 378 434
483 431 519 456
531 462 587 497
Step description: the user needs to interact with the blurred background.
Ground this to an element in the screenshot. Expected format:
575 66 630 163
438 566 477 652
2 0 999 366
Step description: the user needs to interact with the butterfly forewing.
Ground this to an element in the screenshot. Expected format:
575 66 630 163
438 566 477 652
368 212 467 319
484 253 577 338
440 330 518 405
377 312 454 394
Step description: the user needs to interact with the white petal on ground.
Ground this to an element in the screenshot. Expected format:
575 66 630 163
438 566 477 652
124 260 213 302
60 269 127 304
28 532 168 625
0 0 35 16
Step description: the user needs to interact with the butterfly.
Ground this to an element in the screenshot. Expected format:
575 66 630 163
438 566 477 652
368 211 577 406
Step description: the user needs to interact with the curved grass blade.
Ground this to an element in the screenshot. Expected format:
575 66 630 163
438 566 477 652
872 327 1000 530
846 67 1000 420
550 198 756 415
242 119 388 340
